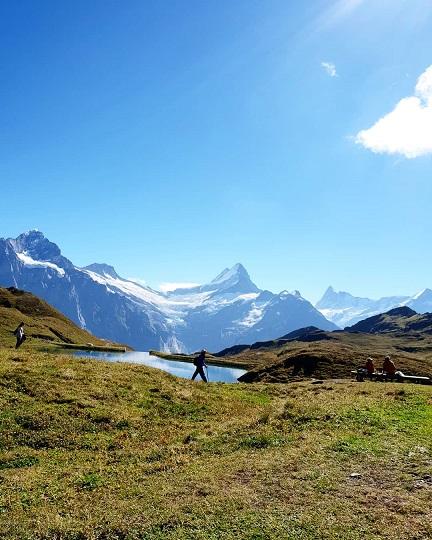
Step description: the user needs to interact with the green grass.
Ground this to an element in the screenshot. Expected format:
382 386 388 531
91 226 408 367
0 348 431 539
0 287 124 352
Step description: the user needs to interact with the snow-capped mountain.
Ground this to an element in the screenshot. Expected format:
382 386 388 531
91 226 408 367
0 231 171 349
404 288 432 313
316 286 432 328
0 231 336 352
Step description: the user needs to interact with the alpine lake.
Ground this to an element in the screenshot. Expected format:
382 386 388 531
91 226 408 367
73 350 246 383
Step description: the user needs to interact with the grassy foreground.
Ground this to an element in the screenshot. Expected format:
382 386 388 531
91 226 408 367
0 348 431 539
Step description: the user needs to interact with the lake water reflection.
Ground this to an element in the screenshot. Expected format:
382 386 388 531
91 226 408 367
73 351 246 383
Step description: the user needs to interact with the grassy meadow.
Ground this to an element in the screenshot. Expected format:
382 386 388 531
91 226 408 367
0 287 125 352
0 347 431 539
222 331 432 383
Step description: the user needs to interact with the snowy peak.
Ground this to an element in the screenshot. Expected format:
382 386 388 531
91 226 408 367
404 288 432 313
13 230 60 258
9 230 72 270
171 263 259 296
411 288 432 301
84 263 120 279
290 290 302 298
211 263 248 283
208 263 259 294
319 285 336 300
315 284 432 329
315 286 357 310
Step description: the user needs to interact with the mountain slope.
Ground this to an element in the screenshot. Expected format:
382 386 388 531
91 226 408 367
213 307 432 383
0 231 336 352
234 329 432 383
345 306 432 335
0 287 118 349
0 231 175 350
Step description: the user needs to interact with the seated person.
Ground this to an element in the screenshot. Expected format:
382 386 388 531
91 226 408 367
364 357 375 379
382 355 396 379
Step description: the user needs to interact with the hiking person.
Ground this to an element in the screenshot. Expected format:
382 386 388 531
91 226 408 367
13 322 26 349
364 357 375 380
191 349 208 383
383 355 396 380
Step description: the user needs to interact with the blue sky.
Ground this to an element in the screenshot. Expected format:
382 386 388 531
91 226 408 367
1 0 432 303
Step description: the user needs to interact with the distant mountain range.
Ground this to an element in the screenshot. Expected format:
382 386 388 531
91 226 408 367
315 286 432 328
0 231 336 352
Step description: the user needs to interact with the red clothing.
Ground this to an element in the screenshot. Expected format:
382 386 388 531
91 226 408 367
383 358 396 375
365 359 374 374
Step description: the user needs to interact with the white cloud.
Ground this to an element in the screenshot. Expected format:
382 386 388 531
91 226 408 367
356 65 432 159
321 61 337 77
159 282 200 293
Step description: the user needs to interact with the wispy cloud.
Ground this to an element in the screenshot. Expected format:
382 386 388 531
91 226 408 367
331 0 365 20
356 65 432 159
315 0 366 30
321 61 338 77
159 282 200 293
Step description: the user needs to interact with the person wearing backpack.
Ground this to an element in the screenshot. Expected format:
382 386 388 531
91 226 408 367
191 349 208 382
13 322 26 349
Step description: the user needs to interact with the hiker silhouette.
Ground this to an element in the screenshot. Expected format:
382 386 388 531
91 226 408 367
192 349 208 382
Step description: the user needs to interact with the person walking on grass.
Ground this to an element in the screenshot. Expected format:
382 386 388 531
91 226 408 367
13 322 26 349
192 349 208 382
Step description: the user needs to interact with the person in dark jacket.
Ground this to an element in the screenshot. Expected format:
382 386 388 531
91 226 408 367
192 349 208 382
13 322 26 349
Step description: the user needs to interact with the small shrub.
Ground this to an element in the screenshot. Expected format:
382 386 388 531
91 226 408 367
116 419 131 429
15 414 49 431
238 434 286 449
0 455 39 470
145 449 166 462
76 472 104 491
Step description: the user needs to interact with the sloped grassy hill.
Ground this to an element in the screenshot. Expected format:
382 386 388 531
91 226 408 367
346 306 432 334
0 287 118 350
0 348 431 539
236 331 432 383
213 314 432 383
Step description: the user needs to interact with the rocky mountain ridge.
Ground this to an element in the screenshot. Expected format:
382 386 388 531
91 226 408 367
0 231 336 352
